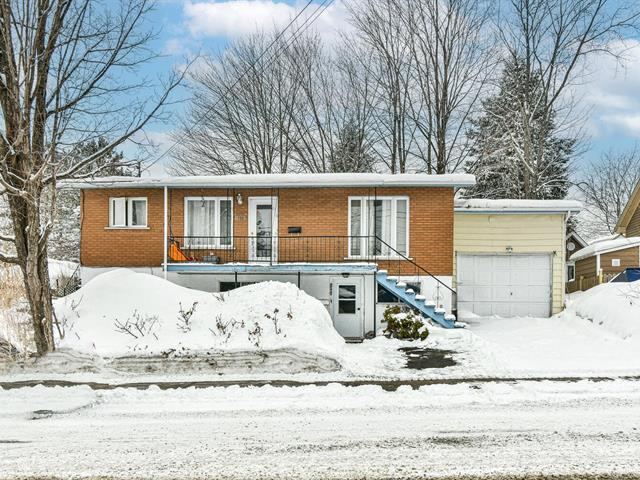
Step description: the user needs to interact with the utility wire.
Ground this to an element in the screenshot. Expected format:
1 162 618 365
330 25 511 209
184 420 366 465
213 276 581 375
141 0 335 175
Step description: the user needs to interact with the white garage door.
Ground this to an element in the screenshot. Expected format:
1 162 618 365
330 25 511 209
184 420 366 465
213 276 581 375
457 254 552 317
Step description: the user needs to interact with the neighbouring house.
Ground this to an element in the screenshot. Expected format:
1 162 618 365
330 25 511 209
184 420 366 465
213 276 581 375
616 180 640 238
453 199 581 317
568 180 640 292
568 236 640 292
565 230 588 287
68 173 580 339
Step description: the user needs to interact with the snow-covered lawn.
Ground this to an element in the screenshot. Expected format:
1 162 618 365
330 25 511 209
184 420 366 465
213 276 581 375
3 270 640 382
2 380 640 479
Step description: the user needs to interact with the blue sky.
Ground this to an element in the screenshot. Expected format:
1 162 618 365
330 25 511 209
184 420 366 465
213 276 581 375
132 0 640 176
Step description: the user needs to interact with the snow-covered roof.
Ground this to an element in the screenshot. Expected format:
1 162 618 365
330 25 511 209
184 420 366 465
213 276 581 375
455 198 582 213
570 235 640 262
62 173 476 189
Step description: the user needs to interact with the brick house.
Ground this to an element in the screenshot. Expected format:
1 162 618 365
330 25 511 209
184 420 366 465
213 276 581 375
72 173 578 338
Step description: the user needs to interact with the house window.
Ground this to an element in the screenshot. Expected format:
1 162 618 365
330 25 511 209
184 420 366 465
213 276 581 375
566 263 575 282
109 197 147 228
184 197 233 247
349 196 409 257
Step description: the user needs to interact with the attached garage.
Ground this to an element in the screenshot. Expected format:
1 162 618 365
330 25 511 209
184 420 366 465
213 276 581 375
454 199 581 318
457 253 552 317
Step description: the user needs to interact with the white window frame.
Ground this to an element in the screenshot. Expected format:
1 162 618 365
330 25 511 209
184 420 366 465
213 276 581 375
109 197 148 228
183 196 234 249
566 262 576 282
347 196 410 258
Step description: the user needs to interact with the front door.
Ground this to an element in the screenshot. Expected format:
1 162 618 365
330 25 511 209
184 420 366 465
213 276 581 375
248 197 278 262
331 277 364 339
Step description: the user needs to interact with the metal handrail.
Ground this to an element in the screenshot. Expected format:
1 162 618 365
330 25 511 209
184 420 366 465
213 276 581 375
168 234 456 295
373 235 456 295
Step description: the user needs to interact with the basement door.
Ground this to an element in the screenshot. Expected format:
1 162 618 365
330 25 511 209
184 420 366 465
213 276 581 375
457 254 552 318
330 277 364 339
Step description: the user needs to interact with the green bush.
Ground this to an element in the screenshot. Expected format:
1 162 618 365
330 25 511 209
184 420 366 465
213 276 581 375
383 305 429 341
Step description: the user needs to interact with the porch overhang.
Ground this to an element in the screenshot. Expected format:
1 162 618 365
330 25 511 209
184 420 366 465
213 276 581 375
164 262 378 274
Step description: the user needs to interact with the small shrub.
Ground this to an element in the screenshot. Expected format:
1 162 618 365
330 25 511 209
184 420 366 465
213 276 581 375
383 305 429 341
209 314 244 343
248 322 262 348
264 308 283 335
177 302 198 332
114 311 158 340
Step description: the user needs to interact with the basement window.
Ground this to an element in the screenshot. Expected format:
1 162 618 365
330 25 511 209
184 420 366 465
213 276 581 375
219 281 255 292
109 197 147 228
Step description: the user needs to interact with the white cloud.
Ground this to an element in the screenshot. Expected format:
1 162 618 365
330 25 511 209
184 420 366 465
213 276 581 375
575 39 640 139
600 114 640 137
121 130 174 177
182 0 350 42
164 38 187 55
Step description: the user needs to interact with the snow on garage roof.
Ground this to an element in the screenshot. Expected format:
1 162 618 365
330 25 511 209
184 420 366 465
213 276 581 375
455 198 582 213
63 173 476 189
570 235 640 262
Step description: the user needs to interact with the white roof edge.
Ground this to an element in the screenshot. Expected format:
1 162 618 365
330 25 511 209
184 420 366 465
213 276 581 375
60 173 476 189
570 236 640 262
454 198 583 213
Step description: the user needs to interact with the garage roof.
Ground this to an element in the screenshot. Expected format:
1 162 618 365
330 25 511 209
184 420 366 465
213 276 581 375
455 199 582 213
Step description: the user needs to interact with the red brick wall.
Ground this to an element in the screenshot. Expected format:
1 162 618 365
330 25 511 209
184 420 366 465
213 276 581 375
80 186 455 275
80 188 165 267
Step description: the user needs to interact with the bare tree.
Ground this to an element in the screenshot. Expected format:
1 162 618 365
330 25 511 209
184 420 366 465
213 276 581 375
0 0 182 354
346 0 417 173
281 33 338 173
578 147 640 236
403 0 494 173
169 29 380 175
169 32 302 175
499 0 640 198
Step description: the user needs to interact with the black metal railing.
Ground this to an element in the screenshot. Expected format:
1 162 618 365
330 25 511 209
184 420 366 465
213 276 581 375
167 235 455 295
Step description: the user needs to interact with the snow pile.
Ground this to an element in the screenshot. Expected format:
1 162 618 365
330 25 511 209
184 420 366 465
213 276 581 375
565 280 640 339
54 269 345 358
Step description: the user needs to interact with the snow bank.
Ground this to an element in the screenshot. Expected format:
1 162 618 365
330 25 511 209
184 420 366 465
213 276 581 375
565 280 640 339
54 269 344 358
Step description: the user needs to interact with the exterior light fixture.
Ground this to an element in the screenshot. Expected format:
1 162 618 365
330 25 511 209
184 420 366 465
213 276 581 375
236 193 243 205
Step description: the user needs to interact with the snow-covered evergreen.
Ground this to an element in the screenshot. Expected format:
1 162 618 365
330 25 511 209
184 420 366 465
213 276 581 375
465 57 575 200
330 119 374 173
46 138 138 261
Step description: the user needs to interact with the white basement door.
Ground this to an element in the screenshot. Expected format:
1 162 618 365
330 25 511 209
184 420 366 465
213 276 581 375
457 254 552 318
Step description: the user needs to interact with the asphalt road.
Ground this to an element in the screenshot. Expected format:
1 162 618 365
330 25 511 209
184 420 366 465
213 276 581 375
2 381 640 479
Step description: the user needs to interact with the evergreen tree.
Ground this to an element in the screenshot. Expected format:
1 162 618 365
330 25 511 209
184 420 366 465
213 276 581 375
47 138 137 261
465 57 575 199
330 119 375 173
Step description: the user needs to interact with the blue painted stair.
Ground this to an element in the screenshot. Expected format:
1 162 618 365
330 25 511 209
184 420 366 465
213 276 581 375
376 270 459 329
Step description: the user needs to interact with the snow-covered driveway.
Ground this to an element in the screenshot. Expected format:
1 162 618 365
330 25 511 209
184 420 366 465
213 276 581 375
455 314 640 378
2 381 640 479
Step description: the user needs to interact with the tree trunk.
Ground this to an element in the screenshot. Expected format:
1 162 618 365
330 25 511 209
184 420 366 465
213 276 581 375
8 191 55 355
